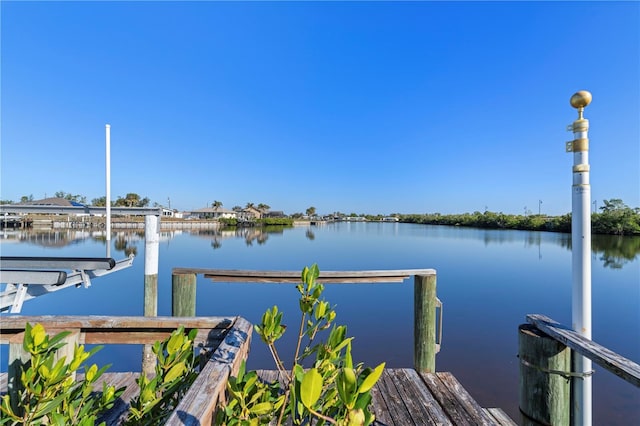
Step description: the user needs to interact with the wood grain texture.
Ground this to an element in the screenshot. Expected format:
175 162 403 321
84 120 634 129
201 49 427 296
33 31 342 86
526 314 640 387
170 268 436 283
165 316 253 425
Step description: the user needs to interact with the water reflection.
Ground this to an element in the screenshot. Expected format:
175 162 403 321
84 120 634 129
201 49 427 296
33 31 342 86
592 234 640 269
188 226 289 249
3 227 639 269
114 235 138 257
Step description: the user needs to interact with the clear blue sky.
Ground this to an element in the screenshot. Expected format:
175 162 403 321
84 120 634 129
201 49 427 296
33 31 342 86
2 1 638 216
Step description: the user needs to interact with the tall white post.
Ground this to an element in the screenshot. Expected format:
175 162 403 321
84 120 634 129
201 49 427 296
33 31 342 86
142 214 160 376
105 124 112 257
567 90 593 426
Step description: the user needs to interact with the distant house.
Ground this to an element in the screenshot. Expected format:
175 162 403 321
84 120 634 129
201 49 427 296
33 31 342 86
188 206 237 220
22 197 81 207
263 210 286 218
240 206 263 220
19 197 90 216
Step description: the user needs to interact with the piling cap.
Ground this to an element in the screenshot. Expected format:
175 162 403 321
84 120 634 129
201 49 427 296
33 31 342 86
570 91 592 109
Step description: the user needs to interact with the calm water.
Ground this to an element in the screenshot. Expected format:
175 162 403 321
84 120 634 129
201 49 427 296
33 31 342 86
1 223 639 424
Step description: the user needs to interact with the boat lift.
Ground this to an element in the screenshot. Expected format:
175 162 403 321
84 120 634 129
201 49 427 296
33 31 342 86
0 256 135 313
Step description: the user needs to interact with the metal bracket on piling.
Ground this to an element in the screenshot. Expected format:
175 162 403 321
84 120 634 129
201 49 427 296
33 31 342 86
436 297 443 353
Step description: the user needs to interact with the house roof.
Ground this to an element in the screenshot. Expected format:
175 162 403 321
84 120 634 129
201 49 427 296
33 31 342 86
190 206 235 214
21 197 78 207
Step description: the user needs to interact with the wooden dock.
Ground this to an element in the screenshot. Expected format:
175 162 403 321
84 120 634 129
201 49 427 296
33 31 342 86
0 313 516 426
0 268 520 425
256 368 515 426
0 369 515 425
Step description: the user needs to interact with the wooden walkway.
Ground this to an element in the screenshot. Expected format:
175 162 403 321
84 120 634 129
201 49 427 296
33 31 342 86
256 369 515 426
1 368 515 425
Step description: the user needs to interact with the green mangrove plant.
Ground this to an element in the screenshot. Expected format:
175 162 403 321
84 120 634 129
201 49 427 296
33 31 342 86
124 326 199 426
216 264 385 426
0 323 123 426
0 323 201 426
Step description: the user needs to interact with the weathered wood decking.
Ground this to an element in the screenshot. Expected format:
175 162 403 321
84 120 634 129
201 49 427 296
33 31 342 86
1 368 515 425
256 368 515 426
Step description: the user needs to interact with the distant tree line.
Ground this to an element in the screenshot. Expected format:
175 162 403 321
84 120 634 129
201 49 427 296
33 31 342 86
399 199 639 236
2 192 637 235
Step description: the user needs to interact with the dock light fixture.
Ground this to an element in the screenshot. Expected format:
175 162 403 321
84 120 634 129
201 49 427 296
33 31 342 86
567 90 593 426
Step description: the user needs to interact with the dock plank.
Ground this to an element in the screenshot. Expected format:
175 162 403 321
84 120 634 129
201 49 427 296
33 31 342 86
419 372 482 425
370 376 394 426
484 408 518 426
377 369 416 425
389 368 451 426
527 314 640 387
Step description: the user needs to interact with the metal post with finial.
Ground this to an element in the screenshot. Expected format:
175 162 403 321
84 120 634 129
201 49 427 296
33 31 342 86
567 90 593 426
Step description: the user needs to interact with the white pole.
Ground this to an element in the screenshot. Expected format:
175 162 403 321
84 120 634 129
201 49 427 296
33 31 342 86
142 214 160 376
568 90 593 426
105 124 111 258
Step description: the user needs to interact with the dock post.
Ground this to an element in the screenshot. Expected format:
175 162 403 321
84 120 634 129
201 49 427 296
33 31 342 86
518 324 570 426
142 214 160 376
172 272 196 316
414 273 437 373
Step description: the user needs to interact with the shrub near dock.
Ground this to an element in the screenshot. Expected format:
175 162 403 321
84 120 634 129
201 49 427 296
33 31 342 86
216 264 385 426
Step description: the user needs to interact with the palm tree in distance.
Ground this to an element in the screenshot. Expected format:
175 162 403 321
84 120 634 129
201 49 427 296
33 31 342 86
212 200 223 209
257 203 270 213
245 202 255 210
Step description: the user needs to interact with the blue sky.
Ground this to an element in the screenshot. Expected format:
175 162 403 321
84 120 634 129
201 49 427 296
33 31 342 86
1 1 638 215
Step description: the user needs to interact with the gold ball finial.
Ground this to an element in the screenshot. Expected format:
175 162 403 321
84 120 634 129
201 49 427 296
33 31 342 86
570 90 592 109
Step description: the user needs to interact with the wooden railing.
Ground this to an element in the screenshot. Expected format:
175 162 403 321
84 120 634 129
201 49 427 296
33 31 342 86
519 314 640 426
171 267 441 373
0 315 252 425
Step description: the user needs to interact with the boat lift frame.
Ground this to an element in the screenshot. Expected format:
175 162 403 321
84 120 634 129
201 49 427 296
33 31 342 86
0 256 135 313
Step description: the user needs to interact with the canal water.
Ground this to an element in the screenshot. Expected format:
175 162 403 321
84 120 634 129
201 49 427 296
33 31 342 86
1 223 638 424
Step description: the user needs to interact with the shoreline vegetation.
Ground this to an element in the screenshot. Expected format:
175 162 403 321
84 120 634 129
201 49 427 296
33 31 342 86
2 196 638 236
7 210 639 237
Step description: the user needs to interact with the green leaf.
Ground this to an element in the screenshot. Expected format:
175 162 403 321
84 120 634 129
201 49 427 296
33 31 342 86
48 330 73 349
32 393 67 418
164 362 186 384
50 411 67 426
31 323 47 347
337 368 358 408
300 368 323 409
167 331 183 355
249 401 273 415
358 363 385 394
309 264 320 283
344 340 353 369
85 364 98 382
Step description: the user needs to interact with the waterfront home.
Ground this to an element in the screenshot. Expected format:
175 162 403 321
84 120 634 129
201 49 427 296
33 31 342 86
188 206 237 220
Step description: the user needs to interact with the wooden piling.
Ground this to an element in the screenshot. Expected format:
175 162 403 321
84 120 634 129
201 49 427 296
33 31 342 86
143 215 160 316
142 215 160 377
414 273 437 373
172 272 196 317
518 324 570 426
